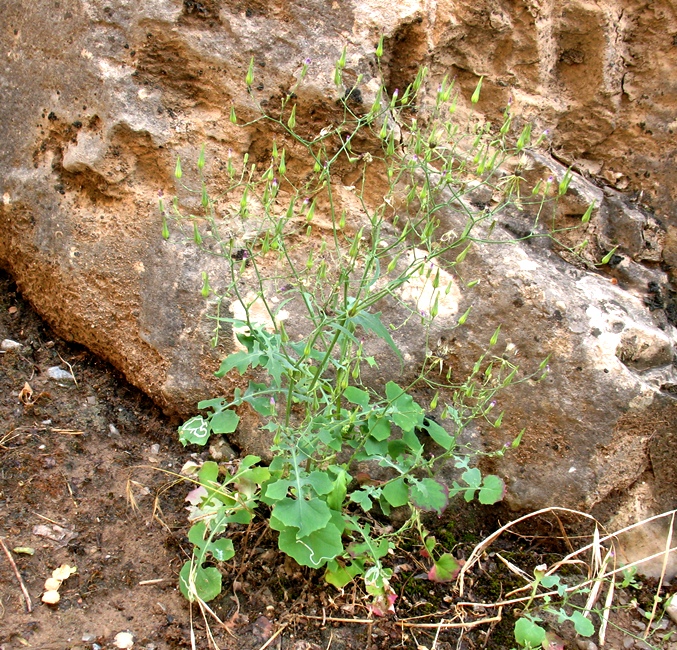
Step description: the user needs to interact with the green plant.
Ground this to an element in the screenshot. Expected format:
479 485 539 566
163 44 568 610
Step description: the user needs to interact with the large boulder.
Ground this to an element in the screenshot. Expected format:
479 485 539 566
0 0 676 514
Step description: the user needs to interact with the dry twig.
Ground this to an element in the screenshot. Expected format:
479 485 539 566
0 537 33 612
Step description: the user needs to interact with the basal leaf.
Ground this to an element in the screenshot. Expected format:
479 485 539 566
272 496 332 538
277 520 343 568
210 409 240 434
325 559 364 589
179 561 222 602
514 617 546 649
188 522 207 549
198 461 219 485
206 538 235 562
427 553 460 582
179 416 210 446
304 471 334 495
382 477 409 507
479 474 505 505
409 478 449 515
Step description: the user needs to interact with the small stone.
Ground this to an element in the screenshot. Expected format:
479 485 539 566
109 423 120 436
150 443 160 454
46 366 75 382
666 593 677 625
622 637 634 649
82 633 97 643
1 339 22 351
114 631 134 649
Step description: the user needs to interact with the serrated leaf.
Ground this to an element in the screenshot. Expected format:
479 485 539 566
197 397 226 411
409 478 449 514
210 409 240 434
277 520 343 568
479 474 505 505
385 382 424 432
215 348 264 377
179 561 222 602
382 478 409 507
179 416 210 446
514 617 546 648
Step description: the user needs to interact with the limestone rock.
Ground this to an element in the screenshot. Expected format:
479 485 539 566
0 0 676 515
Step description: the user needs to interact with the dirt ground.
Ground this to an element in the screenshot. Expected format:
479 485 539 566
1 268 675 650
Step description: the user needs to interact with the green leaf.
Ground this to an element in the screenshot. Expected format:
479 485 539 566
325 559 364 588
424 419 454 451
479 474 505 505
350 489 373 512
461 467 482 501
207 538 235 562
179 561 222 602
571 611 595 637
351 311 403 362
215 348 265 377
382 478 409 507
344 386 370 408
277 520 343 568
385 382 424 432
409 478 449 514
197 397 226 410
514 617 546 649
188 521 208 548
272 496 332 538
210 409 240 434
179 416 210 446
198 461 219 485
368 415 391 441
243 381 276 416
428 553 460 582
326 467 350 511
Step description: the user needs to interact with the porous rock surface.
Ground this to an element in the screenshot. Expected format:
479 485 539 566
1 0 676 514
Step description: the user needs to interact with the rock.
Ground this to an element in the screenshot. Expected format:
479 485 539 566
0 0 675 517
46 366 75 382
0 339 22 352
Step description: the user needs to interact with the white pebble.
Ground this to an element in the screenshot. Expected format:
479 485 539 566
114 631 134 649
46 366 74 382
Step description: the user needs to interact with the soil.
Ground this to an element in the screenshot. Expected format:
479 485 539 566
1 269 675 650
